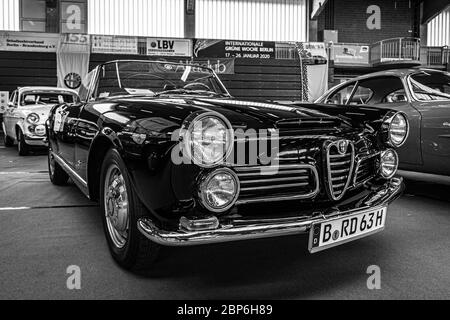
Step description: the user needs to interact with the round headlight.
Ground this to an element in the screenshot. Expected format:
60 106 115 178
380 149 399 179
27 113 40 124
199 168 240 213
383 112 409 147
184 113 233 167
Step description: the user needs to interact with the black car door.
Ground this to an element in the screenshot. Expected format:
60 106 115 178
74 105 99 181
73 68 99 181
52 103 83 168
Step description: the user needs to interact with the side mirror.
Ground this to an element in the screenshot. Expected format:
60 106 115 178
7 102 15 108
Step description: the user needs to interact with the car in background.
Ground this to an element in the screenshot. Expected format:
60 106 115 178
316 68 450 176
2 87 78 156
46 60 406 271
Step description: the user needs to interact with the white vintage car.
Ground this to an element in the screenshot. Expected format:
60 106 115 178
2 87 78 156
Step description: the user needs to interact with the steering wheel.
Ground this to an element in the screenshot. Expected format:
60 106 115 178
183 82 211 91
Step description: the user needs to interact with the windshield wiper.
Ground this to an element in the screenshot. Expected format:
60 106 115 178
154 89 191 96
154 89 227 97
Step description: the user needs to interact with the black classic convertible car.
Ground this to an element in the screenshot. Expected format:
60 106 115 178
46 60 407 271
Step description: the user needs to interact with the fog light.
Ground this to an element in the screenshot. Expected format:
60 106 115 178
380 149 399 179
180 216 220 231
198 168 240 213
35 125 46 136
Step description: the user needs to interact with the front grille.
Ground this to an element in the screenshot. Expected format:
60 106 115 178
326 141 355 200
353 154 380 186
235 164 319 204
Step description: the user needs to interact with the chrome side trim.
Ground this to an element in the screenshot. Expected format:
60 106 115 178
52 152 88 188
138 177 404 246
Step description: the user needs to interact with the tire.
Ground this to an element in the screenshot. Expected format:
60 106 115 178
100 148 160 271
4 134 14 147
48 150 69 186
17 129 30 156
2 122 14 147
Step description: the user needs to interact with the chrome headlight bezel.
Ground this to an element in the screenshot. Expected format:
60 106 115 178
26 113 40 125
181 111 234 168
381 111 409 148
198 168 240 213
380 149 399 179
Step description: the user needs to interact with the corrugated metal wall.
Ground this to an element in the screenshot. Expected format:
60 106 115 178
0 0 20 31
88 0 184 37
195 0 308 42
427 6 450 46
0 51 57 92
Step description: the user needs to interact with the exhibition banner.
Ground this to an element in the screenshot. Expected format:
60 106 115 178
194 39 275 59
295 42 329 102
331 44 370 66
192 58 235 74
0 32 59 52
147 38 192 57
57 34 91 91
92 35 138 54
175 58 235 75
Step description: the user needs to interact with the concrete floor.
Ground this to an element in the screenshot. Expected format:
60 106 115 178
0 142 449 300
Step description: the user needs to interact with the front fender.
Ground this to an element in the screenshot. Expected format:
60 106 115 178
88 127 181 225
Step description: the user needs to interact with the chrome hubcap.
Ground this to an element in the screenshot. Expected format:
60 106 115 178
104 165 129 249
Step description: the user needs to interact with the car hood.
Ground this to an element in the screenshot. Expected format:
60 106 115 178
109 96 354 135
20 104 55 119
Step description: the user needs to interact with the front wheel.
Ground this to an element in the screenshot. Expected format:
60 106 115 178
2 123 14 147
48 150 69 185
100 148 160 271
17 129 29 156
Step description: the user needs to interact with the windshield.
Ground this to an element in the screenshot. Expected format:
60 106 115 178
93 61 229 100
20 92 76 106
410 71 450 101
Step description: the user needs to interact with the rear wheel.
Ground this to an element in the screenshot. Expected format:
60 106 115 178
48 150 69 185
100 148 160 271
2 123 14 147
17 129 29 156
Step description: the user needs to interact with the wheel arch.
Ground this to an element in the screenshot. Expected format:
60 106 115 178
15 123 23 139
87 128 124 201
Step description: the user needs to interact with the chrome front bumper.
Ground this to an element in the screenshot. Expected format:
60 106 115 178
138 177 404 247
24 135 47 146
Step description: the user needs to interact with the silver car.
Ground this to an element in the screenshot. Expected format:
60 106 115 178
2 87 78 156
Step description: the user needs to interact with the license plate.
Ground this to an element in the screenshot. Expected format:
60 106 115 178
309 207 387 253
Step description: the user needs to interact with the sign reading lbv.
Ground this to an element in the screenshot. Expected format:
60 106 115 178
60 0 88 34
147 38 192 57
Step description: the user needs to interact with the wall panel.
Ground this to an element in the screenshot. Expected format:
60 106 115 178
427 6 450 46
0 0 20 31
88 0 184 37
195 0 308 42
0 51 57 93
